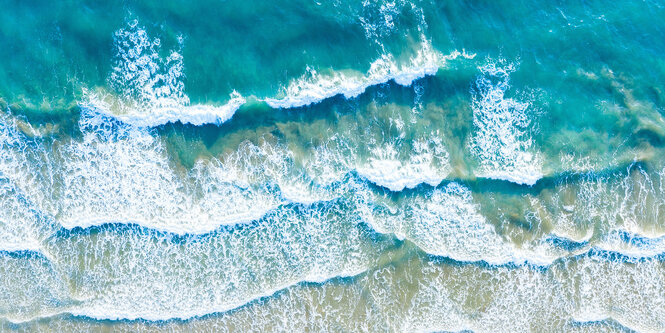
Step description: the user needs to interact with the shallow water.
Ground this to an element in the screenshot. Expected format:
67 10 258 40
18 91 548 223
2 0 665 331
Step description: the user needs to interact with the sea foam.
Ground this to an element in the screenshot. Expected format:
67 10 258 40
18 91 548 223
53 108 295 234
265 40 474 109
91 21 473 128
86 19 246 127
0 112 54 253
469 60 543 185
355 175 665 266
13 250 661 331
356 134 450 191
20 197 390 322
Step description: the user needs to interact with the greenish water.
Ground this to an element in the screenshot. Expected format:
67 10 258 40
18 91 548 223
1 0 665 331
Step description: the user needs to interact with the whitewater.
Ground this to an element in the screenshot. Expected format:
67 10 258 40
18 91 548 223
3 0 665 331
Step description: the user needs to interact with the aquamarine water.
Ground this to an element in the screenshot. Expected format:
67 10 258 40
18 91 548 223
1 0 665 331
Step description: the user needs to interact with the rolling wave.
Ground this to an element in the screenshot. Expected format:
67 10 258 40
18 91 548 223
264 41 473 109
85 19 474 127
4 248 665 330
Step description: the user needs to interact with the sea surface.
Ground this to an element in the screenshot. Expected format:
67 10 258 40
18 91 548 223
2 0 665 331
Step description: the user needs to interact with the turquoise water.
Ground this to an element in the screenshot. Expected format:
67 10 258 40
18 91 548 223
2 0 665 331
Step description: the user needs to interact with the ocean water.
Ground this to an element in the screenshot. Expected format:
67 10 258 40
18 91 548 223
1 0 665 331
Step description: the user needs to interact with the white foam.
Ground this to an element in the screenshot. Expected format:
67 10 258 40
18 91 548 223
302 127 454 192
62 264 369 322
570 314 641 332
354 181 551 265
356 134 450 191
49 251 659 332
549 164 665 244
109 20 189 110
407 183 522 264
359 0 403 40
571 256 665 332
355 174 665 266
596 229 665 258
86 91 246 127
50 108 352 234
9 198 390 322
0 182 43 254
5 182 665 328
381 254 665 332
264 40 474 109
93 21 478 127
0 112 53 253
52 108 290 234
87 19 247 127
0 250 72 324
49 110 665 262
469 60 543 185
96 21 474 127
